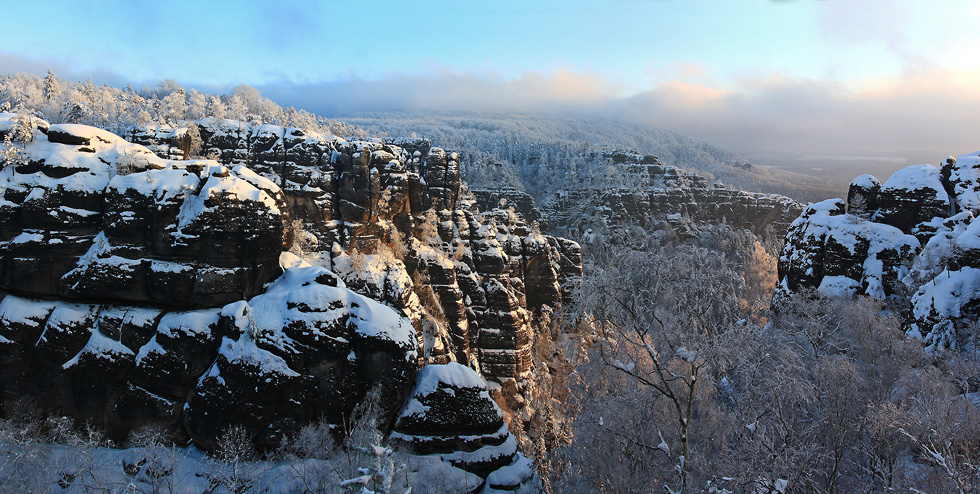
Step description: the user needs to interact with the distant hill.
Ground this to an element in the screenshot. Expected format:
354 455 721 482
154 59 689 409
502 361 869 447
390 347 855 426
335 111 843 203
0 72 839 203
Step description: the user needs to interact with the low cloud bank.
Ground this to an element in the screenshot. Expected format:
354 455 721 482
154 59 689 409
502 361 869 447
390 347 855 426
261 66 980 161
3 49 976 161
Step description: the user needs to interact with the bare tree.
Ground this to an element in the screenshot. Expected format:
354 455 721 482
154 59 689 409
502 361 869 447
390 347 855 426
573 242 743 493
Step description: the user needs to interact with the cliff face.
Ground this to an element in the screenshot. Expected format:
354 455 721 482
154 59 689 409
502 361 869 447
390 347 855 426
0 117 418 450
0 113 579 483
129 118 582 380
777 153 980 351
523 155 802 242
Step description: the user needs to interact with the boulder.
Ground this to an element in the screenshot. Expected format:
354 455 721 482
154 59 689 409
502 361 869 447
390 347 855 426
873 164 950 238
776 199 919 301
847 174 880 219
391 363 519 477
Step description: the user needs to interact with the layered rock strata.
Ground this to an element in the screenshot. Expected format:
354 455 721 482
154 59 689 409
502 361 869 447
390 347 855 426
0 268 418 449
391 363 537 490
129 118 583 380
539 156 802 241
0 117 418 447
776 152 980 351
471 187 542 224
1 123 287 308
0 114 584 487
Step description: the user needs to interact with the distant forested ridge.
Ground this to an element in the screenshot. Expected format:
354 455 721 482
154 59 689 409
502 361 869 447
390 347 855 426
0 72 840 206
0 72 363 142
337 111 843 203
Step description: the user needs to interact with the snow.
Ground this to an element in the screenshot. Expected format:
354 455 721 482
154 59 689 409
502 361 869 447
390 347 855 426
781 198 919 300
135 335 167 366
880 164 948 202
9 230 45 244
59 206 99 217
438 432 518 465
954 217 980 251
278 251 311 270
198 163 282 214
908 266 980 350
217 335 300 377
5 122 283 253
244 266 416 359
37 303 98 345
483 453 535 492
233 164 279 196
0 112 17 132
156 309 220 339
0 295 57 329
48 123 122 145
99 305 162 329
904 212 974 286
12 123 166 196
331 245 423 327
947 152 980 212
108 165 199 203
850 174 880 189
817 276 860 298
412 362 488 398
149 260 193 273
0 437 482 494
397 363 495 420
348 292 416 344
63 328 134 369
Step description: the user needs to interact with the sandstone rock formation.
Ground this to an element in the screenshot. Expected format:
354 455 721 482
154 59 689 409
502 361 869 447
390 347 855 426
0 116 420 448
776 152 980 351
537 153 802 242
0 122 287 308
129 117 583 381
391 363 537 490
776 199 919 300
471 187 542 225
0 113 582 478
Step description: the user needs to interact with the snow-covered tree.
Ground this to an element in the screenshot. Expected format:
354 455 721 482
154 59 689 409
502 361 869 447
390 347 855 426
185 88 207 120
205 95 226 120
42 69 59 100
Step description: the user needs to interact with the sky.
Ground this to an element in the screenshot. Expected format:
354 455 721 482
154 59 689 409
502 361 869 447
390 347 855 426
2 0 979 160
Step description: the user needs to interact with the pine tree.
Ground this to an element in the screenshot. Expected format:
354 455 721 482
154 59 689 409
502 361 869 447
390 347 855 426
42 69 59 100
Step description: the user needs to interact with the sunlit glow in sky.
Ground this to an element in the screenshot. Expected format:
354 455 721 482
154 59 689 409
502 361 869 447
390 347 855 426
2 0 979 157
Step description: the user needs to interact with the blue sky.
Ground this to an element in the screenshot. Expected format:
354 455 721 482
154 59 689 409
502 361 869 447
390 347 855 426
2 0 979 157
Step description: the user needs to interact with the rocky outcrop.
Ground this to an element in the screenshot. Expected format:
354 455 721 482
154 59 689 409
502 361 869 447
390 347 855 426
776 152 980 351
390 363 537 490
846 174 880 219
0 121 287 308
0 113 582 482
776 199 919 300
873 164 951 240
540 156 802 242
471 187 542 224
129 117 583 381
183 267 418 451
0 266 418 449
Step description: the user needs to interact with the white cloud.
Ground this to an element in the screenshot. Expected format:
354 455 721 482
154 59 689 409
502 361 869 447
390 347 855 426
264 65 980 160
3 49 976 162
